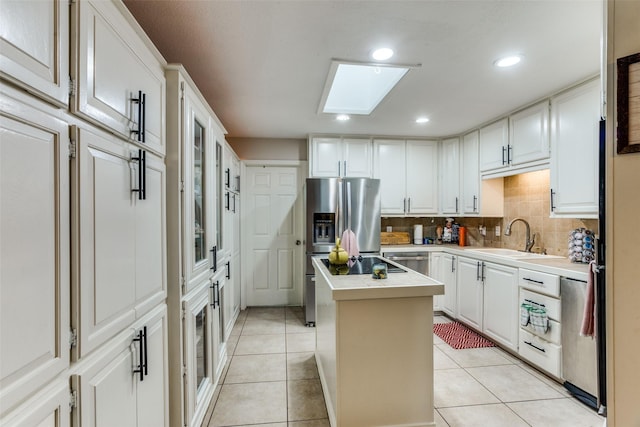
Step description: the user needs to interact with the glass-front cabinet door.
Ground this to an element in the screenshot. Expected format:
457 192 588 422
183 92 216 292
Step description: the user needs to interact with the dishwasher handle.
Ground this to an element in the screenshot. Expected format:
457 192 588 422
386 255 429 261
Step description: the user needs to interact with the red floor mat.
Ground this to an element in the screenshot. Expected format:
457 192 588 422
433 321 496 349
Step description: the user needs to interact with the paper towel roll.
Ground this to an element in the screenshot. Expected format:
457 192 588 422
413 224 423 245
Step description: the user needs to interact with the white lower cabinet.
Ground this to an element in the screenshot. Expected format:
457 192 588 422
0 87 70 416
456 257 518 351
430 253 457 317
482 263 518 351
73 305 169 427
456 257 484 331
73 124 166 359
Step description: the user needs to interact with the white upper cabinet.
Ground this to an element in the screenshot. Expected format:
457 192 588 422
461 131 480 215
439 137 460 215
309 136 372 177
550 79 600 218
373 139 438 216
479 102 550 177
73 125 166 358
0 0 69 106
72 0 166 155
509 101 550 166
406 140 439 214
0 89 70 416
479 118 509 173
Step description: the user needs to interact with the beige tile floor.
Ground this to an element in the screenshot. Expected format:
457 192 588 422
203 309 605 427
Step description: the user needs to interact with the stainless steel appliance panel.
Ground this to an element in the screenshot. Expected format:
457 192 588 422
384 252 429 276
561 277 598 401
305 178 380 254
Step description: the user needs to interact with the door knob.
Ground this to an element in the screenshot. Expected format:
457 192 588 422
296 240 302 245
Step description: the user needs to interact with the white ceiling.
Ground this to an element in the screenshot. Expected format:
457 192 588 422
123 0 602 140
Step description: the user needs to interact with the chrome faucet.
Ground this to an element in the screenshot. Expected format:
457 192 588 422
504 218 535 252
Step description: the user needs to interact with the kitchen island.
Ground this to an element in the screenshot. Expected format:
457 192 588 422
313 256 444 427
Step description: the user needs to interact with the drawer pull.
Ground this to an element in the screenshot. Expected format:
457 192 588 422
524 298 545 308
523 277 544 285
524 340 546 353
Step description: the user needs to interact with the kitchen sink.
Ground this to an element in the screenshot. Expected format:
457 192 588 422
465 248 564 259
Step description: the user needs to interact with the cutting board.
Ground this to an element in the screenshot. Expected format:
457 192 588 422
380 232 411 245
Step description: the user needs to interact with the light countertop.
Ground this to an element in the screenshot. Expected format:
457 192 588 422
381 244 590 281
312 256 444 301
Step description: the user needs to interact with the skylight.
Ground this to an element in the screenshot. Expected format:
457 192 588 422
319 61 414 115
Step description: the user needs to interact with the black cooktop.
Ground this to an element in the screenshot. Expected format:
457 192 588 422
321 256 407 275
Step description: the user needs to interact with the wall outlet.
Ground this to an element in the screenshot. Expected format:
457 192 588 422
479 225 486 236
495 225 501 236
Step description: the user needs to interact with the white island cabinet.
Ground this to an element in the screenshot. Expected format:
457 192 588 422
313 257 443 427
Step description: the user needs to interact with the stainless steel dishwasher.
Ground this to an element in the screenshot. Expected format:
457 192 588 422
561 276 599 409
383 252 429 276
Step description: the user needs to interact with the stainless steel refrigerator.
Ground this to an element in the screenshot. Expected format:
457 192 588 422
304 178 381 325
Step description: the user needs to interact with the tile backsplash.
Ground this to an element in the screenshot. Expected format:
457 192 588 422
381 169 598 258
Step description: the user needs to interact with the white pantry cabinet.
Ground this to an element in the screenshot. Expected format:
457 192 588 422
550 78 600 218
0 0 69 106
461 130 480 215
71 0 166 155
73 124 166 359
0 87 70 416
73 305 169 427
440 137 460 214
165 66 228 427
0 379 70 427
373 139 438 215
309 136 372 177
182 284 221 427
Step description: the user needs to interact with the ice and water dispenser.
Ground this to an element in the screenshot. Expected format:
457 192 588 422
313 212 335 245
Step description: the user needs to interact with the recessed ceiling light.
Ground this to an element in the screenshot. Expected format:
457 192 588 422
494 55 523 68
336 114 350 121
415 117 429 124
372 48 394 61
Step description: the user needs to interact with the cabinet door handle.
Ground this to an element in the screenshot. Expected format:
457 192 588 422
407 198 411 212
226 261 231 279
131 91 145 142
476 261 481 281
225 191 230 210
523 277 544 285
481 262 486 282
131 149 146 200
210 246 217 272
451 256 455 272
338 161 341 177
210 281 220 308
132 327 146 381
403 198 406 213
507 144 512 164
550 189 556 212
473 195 477 212
232 193 236 213
502 146 507 165
455 197 459 213
225 168 230 187
343 160 346 176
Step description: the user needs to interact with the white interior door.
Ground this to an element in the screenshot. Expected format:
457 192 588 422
244 165 304 306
